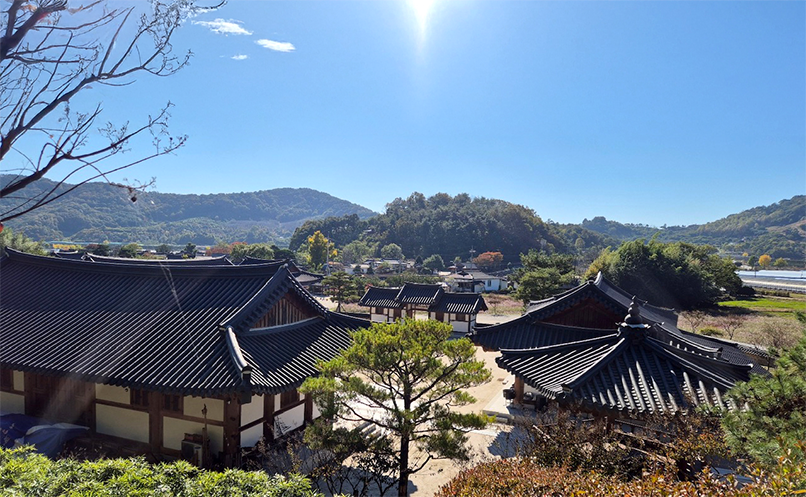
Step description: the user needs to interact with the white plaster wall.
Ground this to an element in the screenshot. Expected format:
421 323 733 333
0 392 25 414
274 404 305 436
184 396 223 422
241 423 263 447
96 404 149 443
95 384 130 404
370 313 386 323
524 383 538 394
163 417 224 456
12 371 24 391
312 400 321 419
240 394 263 425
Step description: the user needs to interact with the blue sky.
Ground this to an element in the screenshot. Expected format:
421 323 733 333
44 1 806 225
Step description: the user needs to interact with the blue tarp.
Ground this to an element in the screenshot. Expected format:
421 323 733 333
0 414 88 457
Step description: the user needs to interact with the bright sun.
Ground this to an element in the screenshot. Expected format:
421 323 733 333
410 0 433 32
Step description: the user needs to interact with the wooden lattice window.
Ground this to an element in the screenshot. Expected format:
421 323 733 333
455 313 467 322
162 394 183 413
435 312 445 322
130 388 150 409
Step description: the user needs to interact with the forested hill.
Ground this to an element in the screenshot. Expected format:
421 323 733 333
291 193 803 263
581 196 805 259
0 176 376 244
289 193 617 264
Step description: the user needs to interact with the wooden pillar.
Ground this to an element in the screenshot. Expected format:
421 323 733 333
148 391 163 454
514 377 525 403
222 396 241 467
263 394 275 442
304 395 313 423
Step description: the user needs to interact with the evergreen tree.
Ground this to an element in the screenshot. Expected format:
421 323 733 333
301 319 491 497
722 313 806 467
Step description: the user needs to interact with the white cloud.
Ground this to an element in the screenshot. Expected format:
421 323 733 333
193 18 252 36
255 39 295 53
231 54 248 60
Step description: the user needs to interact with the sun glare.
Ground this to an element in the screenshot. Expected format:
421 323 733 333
410 0 433 33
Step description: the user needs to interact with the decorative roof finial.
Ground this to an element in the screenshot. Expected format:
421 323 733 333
624 297 642 326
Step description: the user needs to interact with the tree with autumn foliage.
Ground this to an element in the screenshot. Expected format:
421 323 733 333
758 254 772 269
472 251 503 271
0 0 218 227
307 230 336 271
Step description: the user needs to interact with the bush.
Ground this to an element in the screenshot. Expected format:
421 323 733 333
435 455 806 496
699 327 725 337
0 447 323 497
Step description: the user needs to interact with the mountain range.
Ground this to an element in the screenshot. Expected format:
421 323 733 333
1 175 803 260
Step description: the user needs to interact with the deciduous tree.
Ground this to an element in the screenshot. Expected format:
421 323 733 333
307 230 334 271
422 254 445 272
0 0 216 225
758 254 772 269
472 251 503 271
301 319 491 497
230 243 274 262
380 243 404 260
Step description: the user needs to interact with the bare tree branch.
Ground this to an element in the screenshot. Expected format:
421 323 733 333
0 0 218 224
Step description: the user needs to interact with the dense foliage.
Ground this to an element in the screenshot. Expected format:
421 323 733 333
586 239 743 309
435 455 805 496
512 250 577 304
722 314 806 467
0 447 322 497
292 193 577 264
0 175 374 244
582 196 805 260
300 319 491 497
0 228 46 255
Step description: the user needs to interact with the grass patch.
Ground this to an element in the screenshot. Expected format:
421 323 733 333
719 296 806 315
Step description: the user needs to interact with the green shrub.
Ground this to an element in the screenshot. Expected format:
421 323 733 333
0 447 323 497
699 326 725 337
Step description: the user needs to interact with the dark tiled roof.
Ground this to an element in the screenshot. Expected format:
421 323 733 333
53 251 86 260
240 314 367 395
358 286 401 308
358 284 487 316
84 254 234 265
497 322 753 414
471 317 613 351
524 272 764 374
430 292 488 314
0 250 367 397
395 283 444 306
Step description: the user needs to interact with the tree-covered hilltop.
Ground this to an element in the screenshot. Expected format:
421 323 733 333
0 175 375 243
291 193 612 264
582 196 805 260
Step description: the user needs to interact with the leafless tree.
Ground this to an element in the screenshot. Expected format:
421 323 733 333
719 313 746 341
681 310 708 333
0 0 219 225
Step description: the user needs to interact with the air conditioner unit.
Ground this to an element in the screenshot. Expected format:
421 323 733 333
181 440 203 466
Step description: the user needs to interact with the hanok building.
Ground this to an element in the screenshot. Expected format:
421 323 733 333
472 273 767 416
0 249 368 466
358 283 487 334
